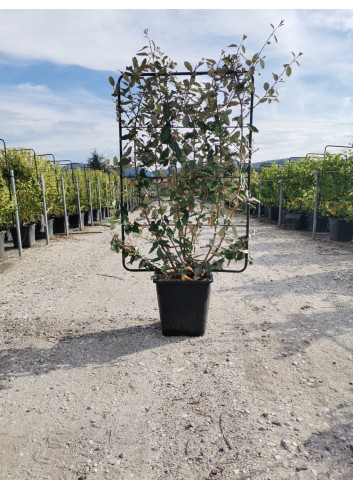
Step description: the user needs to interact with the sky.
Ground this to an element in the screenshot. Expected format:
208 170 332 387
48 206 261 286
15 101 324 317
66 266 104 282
1 3 353 165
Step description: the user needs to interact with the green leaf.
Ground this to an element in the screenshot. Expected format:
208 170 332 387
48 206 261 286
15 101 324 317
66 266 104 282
108 76 115 87
160 125 171 143
172 141 182 161
204 261 212 276
151 114 159 127
215 125 223 136
286 66 292 77
194 265 202 276
247 124 258 133
184 61 193 72
260 59 265 69
182 114 190 128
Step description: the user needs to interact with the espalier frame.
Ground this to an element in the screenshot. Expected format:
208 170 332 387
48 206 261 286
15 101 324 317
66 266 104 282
117 70 254 274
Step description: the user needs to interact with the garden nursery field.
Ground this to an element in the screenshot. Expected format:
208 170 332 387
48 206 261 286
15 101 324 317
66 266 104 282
0 214 352 480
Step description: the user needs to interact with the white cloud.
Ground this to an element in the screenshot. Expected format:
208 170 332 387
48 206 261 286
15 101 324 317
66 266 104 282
0 83 117 162
1 9 353 162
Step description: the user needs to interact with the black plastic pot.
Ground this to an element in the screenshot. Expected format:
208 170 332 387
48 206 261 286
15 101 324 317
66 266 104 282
35 218 54 239
308 213 329 233
92 209 101 221
268 206 279 221
69 212 85 229
10 223 36 248
329 218 353 242
84 211 92 225
284 211 308 230
0 232 4 256
153 275 213 336
53 216 68 234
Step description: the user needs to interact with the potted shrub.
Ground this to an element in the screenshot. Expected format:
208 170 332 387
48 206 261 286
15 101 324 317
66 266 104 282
282 159 310 230
0 148 42 247
110 24 301 335
0 171 13 256
258 163 282 220
320 153 353 241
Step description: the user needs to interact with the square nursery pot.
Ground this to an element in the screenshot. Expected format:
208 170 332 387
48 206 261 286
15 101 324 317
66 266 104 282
84 210 93 225
53 216 68 234
153 275 213 336
308 213 329 233
284 211 308 230
35 218 54 239
69 212 85 229
10 223 36 248
267 206 279 221
0 232 5 257
92 209 101 221
329 218 353 242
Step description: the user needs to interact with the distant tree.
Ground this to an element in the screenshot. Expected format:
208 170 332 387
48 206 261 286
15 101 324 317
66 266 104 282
87 149 109 172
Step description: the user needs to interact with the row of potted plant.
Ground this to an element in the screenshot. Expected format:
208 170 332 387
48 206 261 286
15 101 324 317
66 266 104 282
253 154 353 241
0 148 125 251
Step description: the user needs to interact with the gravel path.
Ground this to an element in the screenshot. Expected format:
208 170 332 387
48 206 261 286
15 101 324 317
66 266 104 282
0 217 353 480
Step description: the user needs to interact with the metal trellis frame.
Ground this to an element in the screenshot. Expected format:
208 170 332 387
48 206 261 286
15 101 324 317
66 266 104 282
116 69 254 274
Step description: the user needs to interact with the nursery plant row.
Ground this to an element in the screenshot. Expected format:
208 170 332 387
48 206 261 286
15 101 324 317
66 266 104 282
250 152 353 242
0 147 125 256
1 147 353 260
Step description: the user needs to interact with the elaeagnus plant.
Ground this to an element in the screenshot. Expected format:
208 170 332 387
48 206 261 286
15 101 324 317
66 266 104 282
110 22 302 281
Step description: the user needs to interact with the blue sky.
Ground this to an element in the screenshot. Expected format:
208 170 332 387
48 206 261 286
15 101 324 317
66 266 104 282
1 5 353 164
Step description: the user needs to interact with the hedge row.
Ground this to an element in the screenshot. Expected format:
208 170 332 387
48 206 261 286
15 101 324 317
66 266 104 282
0 148 121 231
251 153 353 221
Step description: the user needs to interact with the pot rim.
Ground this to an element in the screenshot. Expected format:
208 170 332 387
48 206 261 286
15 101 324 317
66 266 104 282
153 273 213 285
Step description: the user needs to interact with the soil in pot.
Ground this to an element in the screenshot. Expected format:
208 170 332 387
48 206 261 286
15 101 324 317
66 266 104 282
10 223 36 248
329 218 353 242
153 275 213 336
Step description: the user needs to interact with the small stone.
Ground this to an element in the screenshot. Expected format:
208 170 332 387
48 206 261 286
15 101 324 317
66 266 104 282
280 439 291 451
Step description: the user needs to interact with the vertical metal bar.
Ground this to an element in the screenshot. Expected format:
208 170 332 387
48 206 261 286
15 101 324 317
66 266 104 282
40 173 50 245
278 179 284 228
258 178 262 220
312 170 320 241
10 170 22 257
75 176 82 230
88 179 93 226
1 138 11 197
60 176 69 236
96 180 102 223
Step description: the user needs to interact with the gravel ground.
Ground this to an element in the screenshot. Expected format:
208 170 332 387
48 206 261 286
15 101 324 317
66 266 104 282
0 216 353 481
